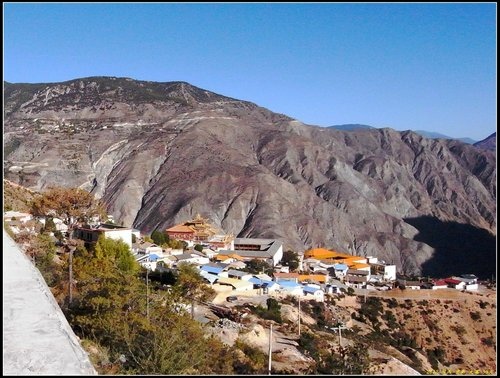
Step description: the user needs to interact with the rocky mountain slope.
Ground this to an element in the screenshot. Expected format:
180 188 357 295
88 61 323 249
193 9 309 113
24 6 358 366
473 132 496 152
4 77 496 278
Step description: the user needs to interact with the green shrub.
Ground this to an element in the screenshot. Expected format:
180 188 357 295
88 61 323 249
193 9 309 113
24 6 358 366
470 311 481 321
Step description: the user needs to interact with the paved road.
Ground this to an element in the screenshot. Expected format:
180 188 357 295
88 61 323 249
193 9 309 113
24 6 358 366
3 229 97 375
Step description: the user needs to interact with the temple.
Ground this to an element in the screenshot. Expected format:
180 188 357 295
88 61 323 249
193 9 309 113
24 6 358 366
165 214 234 250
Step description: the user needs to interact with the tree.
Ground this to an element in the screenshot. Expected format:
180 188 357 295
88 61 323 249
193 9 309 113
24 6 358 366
58 234 234 375
42 217 57 234
281 250 300 271
245 259 274 275
194 244 203 252
70 237 143 331
93 235 139 275
174 263 214 302
321 342 370 374
151 230 169 246
265 297 282 323
30 186 107 240
164 238 187 250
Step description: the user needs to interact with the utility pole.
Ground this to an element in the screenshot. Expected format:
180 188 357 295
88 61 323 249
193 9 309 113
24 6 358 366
268 323 273 375
68 247 73 306
335 323 348 347
146 268 150 320
298 295 301 337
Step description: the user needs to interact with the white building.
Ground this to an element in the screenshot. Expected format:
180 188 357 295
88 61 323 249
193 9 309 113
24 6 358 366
217 238 284 266
74 223 133 250
303 285 325 302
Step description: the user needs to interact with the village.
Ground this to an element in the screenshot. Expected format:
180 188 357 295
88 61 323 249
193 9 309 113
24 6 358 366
4 206 497 375
4 210 482 307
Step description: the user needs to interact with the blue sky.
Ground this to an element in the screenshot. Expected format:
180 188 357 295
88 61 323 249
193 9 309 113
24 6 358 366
3 3 496 140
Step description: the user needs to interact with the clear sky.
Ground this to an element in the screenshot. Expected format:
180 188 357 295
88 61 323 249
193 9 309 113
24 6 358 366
3 2 497 141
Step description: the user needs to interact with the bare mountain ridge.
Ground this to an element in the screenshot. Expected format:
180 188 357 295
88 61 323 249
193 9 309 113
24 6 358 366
473 132 496 152
4 77 496 278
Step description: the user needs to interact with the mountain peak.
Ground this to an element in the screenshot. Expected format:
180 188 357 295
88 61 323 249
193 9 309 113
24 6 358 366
473 132 496 151
4 76 255 118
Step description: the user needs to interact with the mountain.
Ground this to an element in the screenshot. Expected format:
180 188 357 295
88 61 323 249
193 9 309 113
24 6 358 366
328 124 376 131
3 77 496 278
413 130 476 145
473 132 496 152
330 127 477 145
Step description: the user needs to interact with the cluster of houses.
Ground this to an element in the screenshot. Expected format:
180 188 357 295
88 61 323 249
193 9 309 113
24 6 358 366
396 275 479 291
3 210 481 300
3 210 68 235
301 248 397 289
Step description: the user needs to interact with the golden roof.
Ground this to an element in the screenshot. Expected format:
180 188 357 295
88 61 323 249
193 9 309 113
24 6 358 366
167 214 225 239
166 224 195 233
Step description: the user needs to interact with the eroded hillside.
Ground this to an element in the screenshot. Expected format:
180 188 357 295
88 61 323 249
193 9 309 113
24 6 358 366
4 77 496 278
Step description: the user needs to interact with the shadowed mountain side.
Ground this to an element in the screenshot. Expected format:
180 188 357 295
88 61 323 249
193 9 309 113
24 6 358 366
405 216 496 280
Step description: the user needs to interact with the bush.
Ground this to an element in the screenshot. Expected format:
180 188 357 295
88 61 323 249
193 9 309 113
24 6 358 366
478 300 488 309
385 298 398 309
470 311 481 321
233 339 267 374
451 325 466 337
298 332 320 360
382 310 398 328
358 297 383 324
252 298 282 323
481 337 494 347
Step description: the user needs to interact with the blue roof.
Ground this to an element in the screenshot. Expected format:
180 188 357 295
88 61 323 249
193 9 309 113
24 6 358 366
248 277 263 285
248 277 277 287
149 254 160 262
200 265 224 274
278 280 301 288
199 270 218 284
333 263 348 270
303 285 323 294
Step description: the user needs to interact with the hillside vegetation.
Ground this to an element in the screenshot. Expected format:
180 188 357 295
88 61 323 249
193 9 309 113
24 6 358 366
3 179 36 212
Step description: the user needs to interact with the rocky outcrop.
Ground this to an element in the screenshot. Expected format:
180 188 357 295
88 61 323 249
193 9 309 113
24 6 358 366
4 77 496 278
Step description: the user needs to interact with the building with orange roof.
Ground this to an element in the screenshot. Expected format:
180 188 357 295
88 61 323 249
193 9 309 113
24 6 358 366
350 263 371 272
165 214 234 250
304 248 397 284
304 248 337 259
215 253 245 262
298 274 328 284
273 272 299 283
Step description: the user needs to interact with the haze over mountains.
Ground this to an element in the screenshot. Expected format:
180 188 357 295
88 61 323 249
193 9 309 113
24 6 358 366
3 77 496 278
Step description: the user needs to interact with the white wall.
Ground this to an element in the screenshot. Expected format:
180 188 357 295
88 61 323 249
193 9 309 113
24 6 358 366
104 229 132 250
383 265 397 281
273 245 284 266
